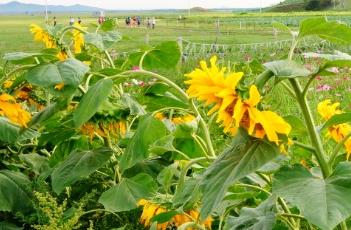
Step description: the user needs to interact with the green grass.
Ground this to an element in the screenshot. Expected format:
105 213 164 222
1 11 351 113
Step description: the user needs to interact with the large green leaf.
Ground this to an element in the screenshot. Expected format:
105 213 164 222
298 17 351 44
99 173 157 212
119 115 168 173
199 130 280 220
51 148 113 194
142 41 181 69
173 178 201 210
273 163 351 230
129 42 181 70
224 197 276 230
263 60 311 79
73 78 113 128
25 58 89 95
20 153 50 175
85 31 122 51
321 113 351 131
0 117 20 143
0 170 32 213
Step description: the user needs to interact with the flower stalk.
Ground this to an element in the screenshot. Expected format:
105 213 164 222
289 78 331 178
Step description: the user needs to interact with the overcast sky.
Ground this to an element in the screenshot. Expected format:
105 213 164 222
0 0 282 9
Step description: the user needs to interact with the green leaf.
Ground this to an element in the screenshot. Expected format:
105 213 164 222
73 78 113 128
304 50 351 61
51 148 113 194
0 222 23 230
0 117 20 143
129 42 181 70
264 60 311 79
224 197 276 230
25 58 89 95
283 115 308 137
3 52 40 61
298 17 351 44
255 70 275 93
99 173 157 212
20 153 49 175
121 94 146 116
100 18 117 32
199 130 280 220
0 170 32 213
28 99 68 128
321 113 351 131
150 211 179 224
85 31 122 51
119 115 168 172
142 41 181 69
149 135 176 156
157 163 179 192
173 178 200 210
273 163 351 230
272 21 292 34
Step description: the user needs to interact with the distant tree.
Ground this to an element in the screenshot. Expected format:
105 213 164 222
305 0 320 10
305 0 333 10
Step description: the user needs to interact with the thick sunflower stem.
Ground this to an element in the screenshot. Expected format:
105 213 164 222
289 79 331 178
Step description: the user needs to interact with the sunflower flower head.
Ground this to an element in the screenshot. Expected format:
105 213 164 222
0 94 31 127
3 80 13 89
137 199 212 230
185 56 243 135
318 100 351 159
30 24 56 48
72 22 85 54
185 57 291 146
318 99 342 120
81 120 127 142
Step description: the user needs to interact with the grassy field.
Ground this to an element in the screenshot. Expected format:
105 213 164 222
1 11 351 113
1 11 351 54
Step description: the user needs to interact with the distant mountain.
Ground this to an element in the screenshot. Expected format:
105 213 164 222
0 1 104 14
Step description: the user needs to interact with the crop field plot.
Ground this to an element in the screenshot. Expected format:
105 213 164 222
1 8 351 230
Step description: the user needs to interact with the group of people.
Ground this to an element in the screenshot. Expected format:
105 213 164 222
125 16 156 29
125 16 141 27
51 16 82 26
69 16 82 25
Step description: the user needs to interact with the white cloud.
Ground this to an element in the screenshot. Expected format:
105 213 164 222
0 0 282 10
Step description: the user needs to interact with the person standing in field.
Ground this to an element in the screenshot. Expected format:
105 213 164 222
69 17 75 26
137 16 141 27
78 17 82 24
152 17 156 29
53 16 57 26
146 17 150 28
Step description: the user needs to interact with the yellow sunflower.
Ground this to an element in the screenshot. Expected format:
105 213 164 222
137 199 212 230
318 100 351 159
185 56 243 134
185 57 291 145
72 22 85 54
81 120 127 142
30 24 56 48
30 24 68 61
233 86 291 145
0 94 31 127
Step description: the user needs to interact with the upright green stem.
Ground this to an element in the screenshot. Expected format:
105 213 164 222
289 79 330 178
104 50 116 69
278 197 298 227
